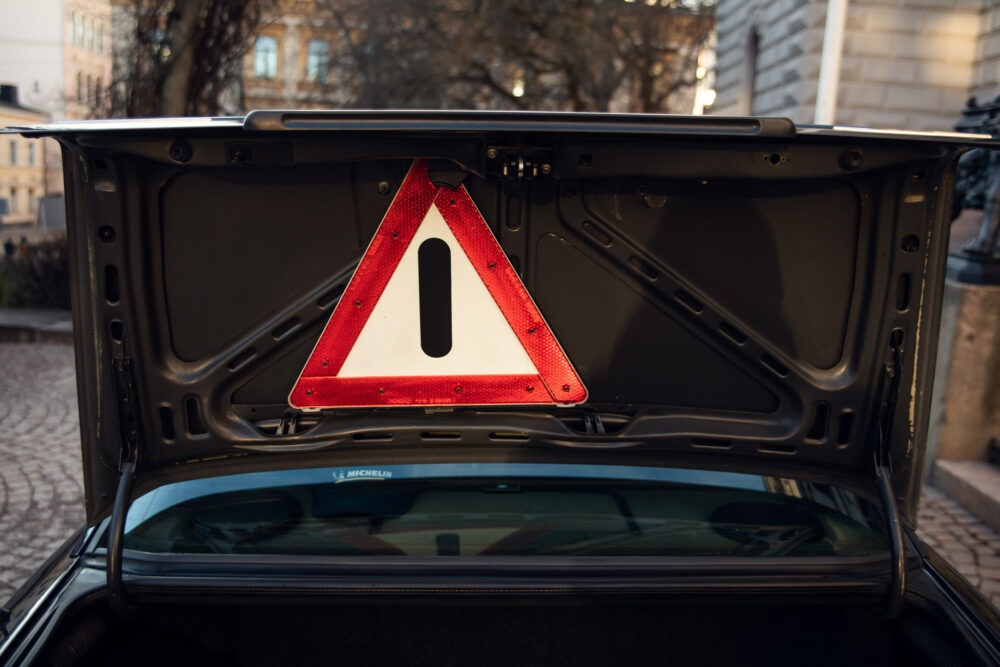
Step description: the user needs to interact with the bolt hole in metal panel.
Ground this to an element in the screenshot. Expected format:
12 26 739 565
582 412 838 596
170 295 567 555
889 329 905 350
806 402 830 442
691 438 732 450
490 432 530 442
351 432 393 442
184 396 208 437
228 349 256 371
104 265 120 304
761 354 789 377
758 443 797 455
629 256 658 281
581 220 611 246
506 195 522 231
272 317 301 340
901 235 920 252
718 321 747 344
896 274 911 312
421 432 462 440
674 290 703 313
837 412 854 446
317 284 345 309
159 406 176 442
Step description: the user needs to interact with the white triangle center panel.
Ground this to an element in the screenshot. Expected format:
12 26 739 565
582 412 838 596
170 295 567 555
337 203 538 377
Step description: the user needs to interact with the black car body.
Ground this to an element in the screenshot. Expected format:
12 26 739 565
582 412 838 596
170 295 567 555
1 111 1000 665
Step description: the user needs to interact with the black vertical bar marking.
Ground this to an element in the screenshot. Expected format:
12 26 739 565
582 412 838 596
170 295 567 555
418 238 452 357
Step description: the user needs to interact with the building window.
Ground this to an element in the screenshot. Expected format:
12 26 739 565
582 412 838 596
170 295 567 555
254 36 278 79
97 23 104 53
95 77 103 105
69 10 75 45
9 189 18 213
29 190 38 213
76 71 83 101
86 16 93 50
75 13 84 48
306 40 330 83
9 140 17 166
86 74 93 102
27 142 36 166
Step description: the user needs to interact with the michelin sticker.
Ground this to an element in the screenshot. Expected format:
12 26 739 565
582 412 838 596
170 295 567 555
333 468 394 483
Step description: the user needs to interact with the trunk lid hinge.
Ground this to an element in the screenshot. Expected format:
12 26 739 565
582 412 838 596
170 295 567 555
874 330 906 619
486 147 553 184
108 331 139 618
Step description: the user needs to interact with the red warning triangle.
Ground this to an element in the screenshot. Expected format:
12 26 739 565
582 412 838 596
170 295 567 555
289 159 586 409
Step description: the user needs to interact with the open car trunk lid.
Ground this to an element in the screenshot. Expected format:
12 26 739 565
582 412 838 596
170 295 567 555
6 111 993 524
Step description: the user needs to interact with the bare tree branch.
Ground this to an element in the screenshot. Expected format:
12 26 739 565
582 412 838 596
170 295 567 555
96 0 713 117
103 0 276 117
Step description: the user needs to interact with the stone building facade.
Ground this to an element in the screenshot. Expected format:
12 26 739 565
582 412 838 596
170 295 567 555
64 0 113 122
711 0 988 130
0 87 47 226
242 1 349 111
0 0 112 197
972 1 1000 100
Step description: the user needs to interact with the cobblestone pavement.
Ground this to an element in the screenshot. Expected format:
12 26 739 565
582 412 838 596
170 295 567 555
918 486 1000 607
0 343 83 603
2 342 1000 608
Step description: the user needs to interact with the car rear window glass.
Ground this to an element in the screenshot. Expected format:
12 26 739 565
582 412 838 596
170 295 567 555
124 464 887 557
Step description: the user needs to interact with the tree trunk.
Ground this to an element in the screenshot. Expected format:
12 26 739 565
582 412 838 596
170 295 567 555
158 0 206 116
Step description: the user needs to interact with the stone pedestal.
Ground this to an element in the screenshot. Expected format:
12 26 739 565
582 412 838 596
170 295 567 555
932 280 1000 461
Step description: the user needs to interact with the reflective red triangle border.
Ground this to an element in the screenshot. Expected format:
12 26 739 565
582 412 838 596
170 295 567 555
288 159 587 409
